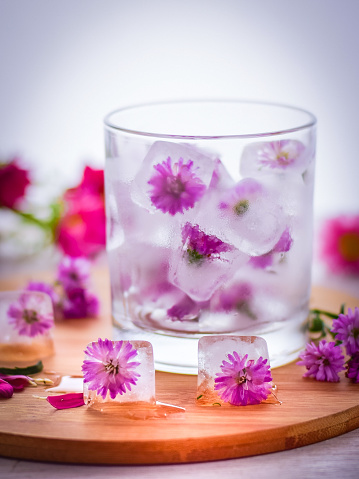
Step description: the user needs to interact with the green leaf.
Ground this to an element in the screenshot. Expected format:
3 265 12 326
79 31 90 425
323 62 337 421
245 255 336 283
0 360 43 375
339 303 345 315
308 316 325 333
196 394 203 400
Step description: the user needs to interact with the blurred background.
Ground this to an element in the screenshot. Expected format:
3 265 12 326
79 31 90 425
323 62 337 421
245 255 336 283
0 0 358 291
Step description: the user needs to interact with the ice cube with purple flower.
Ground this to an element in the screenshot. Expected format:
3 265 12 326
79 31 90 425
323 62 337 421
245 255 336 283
197 335 272 406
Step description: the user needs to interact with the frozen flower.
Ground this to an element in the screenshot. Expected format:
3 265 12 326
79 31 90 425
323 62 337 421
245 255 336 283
62 288 99 319
211 282 255 318
7 293 54 337
319 215 359 275
0 157 31 208
250 227 293 269
57 256 91 291
182 223 233 265
167 295 206 321
219 178 262 217
148 157 206 215
297 340 345 382
26 281 61 318
346 353 359 383
0 379 13 398
257 140 305 169
82 338 141 400
214 352 272 406
331 307 359 356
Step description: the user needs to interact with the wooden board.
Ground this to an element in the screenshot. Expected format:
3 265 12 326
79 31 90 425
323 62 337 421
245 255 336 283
0 269 358 464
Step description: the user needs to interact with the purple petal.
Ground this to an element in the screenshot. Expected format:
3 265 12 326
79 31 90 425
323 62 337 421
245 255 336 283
0 374 33 391
47 393 85 409
0 379 14 398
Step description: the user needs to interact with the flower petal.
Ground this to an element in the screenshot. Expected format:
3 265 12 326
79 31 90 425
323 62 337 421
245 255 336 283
0 379 14 398
47 393 85 409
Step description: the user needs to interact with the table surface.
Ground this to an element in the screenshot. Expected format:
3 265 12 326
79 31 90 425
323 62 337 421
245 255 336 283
0 255 358 479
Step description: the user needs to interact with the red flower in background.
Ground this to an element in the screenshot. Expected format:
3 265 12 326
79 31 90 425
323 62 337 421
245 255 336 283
0 158 31 208
56 166 106 258
320 215 359 275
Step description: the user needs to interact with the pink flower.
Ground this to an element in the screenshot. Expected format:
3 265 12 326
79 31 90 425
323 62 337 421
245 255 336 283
257 140 305 169
0 158 31 208
297 340 345 382
57 256 91 291
56 168 106 258
26 281 61 318
0 379 13 398
319 215 359 275
331 307 359 356
250 227 293 269
62 288 99 319
211 282 254 318
219 178 262 216
82 339 141 399
148 157 206 215
347 353 359 383
214 353 272 406
7 293 54 337
182 222 233 264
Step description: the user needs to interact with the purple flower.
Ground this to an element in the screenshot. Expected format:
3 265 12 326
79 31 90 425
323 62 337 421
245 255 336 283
26 281 61 318
347 353 359 383
82 338 141 399
211 282 254 317
249 227 293 269
331 307 359 356
57 256 91 291
0 379 13 398
214 353 272 406
219 178 262 216
257 140 305 169
297 340 345 382
182 222 232 265
7 293 54 337
148 157 206 215
62 288 99 319
167 295 205 321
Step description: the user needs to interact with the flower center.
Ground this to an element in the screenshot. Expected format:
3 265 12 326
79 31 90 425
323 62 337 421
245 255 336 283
187 248 205 265
236 371 247 385
233 199 249 216
166 176 185 198
352 328 359 339
276 152 292 165
105 360 119 375
338 232 359 262
23 309 39 324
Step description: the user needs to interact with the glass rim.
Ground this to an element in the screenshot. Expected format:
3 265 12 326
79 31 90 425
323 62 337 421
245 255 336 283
103 99 317 140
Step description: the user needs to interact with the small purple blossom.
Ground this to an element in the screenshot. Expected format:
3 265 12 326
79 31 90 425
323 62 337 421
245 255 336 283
182 223 232 264
347 353 359 383
331 307 359 356
62 288 99 319
148 157 206 215
57 256 91 291
257 140 305 169
82 338 141 399
7 293 54 337
214 352 272 406
297 340 345 382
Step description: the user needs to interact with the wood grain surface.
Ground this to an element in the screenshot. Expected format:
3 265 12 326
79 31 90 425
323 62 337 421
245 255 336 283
0 269 358 465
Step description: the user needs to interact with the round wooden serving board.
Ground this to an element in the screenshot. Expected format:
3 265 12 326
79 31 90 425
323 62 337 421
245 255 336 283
0 270 358 464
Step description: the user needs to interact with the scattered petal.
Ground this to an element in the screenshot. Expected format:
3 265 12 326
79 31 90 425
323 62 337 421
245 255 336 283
47 393 85 409
0 379 14 398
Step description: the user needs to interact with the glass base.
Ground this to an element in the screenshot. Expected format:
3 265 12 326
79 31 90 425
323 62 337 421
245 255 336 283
112 314 307 375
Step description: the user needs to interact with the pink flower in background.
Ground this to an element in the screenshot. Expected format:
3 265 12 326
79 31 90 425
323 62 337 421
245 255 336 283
62 288 99 319
82 339 141 399
331 307 359 356
182 222 233 264
347 353 359 383
57 256 91 291
148 157 206 215
319 215 359 275
214 353 272 406
297 340 345 382
0 158 31 208
257 140 305 169
79 166 104 197
7 293 54 337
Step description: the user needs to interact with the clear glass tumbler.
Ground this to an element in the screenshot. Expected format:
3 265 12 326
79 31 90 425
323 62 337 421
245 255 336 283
104 100 316 374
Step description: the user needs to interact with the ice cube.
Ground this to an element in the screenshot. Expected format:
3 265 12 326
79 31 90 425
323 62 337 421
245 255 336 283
83 339 155 407
131 141 215 215
240 139 310 176
197 335 271 406
0 290 54 364
168 222 247 301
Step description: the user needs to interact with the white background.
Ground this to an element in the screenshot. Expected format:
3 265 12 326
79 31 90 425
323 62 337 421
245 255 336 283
0 0 359 217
